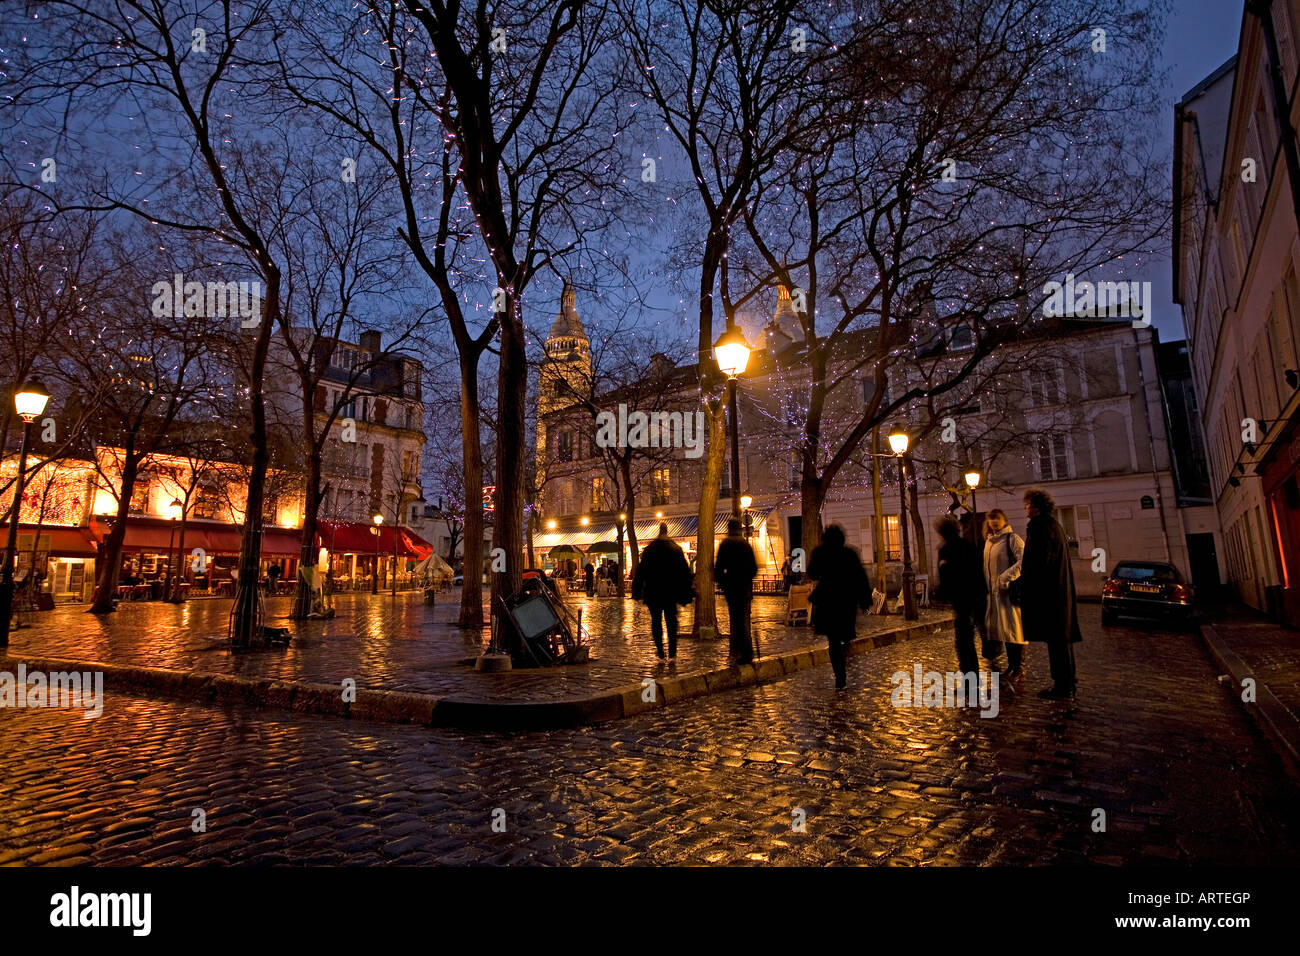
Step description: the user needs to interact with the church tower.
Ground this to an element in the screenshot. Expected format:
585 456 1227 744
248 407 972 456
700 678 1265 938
536 279 591 473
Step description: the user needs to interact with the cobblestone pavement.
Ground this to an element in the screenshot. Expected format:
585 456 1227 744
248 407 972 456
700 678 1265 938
1 607 1296 866
2 591 946 701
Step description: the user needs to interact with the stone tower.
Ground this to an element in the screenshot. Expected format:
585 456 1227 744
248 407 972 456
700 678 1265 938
536 279 591 473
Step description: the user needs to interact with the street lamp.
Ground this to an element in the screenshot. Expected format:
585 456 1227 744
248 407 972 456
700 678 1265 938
166 497 182 601
887 424 917 621
714 326 751 520
740 494 753 539
371 512 383 594
964 466 981 517
580 515 589 526
546 519 557 531
1 379 51 646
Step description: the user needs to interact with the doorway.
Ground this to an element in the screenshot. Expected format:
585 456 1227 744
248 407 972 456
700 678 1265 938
1186 533 1220 598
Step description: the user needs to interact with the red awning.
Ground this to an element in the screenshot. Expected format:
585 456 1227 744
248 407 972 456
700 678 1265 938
0 525 99 558
316 520 434 559
87 517 303 557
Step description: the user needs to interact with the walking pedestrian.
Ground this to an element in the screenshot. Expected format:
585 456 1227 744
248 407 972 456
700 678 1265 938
632 523 693 661
808 525 870 690
934 515 988 679
583 560 595 596
780 555 794 592
714 518 758 665
1018 488 1082 699
982 508 1027 685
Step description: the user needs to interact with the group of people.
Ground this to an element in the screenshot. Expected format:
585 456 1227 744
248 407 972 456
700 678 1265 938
626 487 1082 699
631 518 757 663
580 558 621 596
934 487 1083 700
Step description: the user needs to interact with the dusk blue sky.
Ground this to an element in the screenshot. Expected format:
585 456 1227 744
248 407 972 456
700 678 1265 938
534 1 1252 359
1148 0 1244 341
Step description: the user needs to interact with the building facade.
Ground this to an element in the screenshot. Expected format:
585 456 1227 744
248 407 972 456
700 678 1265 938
1175 3 1300 621
532 286 1214 598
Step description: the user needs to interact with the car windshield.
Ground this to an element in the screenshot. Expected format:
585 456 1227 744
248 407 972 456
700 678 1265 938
1114 564 1179 583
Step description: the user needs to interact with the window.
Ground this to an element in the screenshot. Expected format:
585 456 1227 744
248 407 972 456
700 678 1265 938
1035 433 1071 480
949 325 974 350
193 487 220 519
1027 366 1062 406
1057 505 1080 556
862 376 889 410
883 514 901 561
651 468 671 506
556 431 573 462
592 475 607 511
129 478 150 515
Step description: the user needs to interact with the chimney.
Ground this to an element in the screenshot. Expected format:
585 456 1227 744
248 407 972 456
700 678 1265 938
358 330 382 352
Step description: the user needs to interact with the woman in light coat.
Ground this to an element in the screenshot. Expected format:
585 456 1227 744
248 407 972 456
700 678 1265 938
983 508 1027 680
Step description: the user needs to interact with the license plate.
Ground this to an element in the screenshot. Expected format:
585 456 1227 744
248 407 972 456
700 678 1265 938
1130 584 1161 594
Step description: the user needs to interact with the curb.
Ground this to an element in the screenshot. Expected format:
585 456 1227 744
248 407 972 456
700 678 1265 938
1198 623 1300 778
0 614 951 731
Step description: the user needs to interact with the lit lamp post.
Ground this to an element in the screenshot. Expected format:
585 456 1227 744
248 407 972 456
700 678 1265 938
887 424 918 621
166 497 182 601
964 466 982 518
714 326 752 520
371 512 383 594
740 494 753 538
1 380 51 647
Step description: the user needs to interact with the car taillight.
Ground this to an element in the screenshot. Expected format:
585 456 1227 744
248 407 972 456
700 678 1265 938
1102 580 1123 595
1172 584 1192 601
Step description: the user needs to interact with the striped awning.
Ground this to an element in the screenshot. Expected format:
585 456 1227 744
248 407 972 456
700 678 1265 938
533 508 771 550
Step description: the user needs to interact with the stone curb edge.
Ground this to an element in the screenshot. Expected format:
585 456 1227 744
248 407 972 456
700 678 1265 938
0 614 951 731
1198 623 1300 778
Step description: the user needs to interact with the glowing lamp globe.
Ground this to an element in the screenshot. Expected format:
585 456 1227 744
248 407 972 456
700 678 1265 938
13 379 50 423
713 327 751 378
887 427 910 456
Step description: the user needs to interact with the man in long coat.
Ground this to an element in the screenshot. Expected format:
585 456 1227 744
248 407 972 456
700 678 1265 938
1018 488 1083 699
632 524 692 660
714 519 758 665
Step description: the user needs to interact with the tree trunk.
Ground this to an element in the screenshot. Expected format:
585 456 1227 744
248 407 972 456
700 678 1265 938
907 454 928 576
292 444 324 619
230 271 280 648
799 467 825 567
872 427 886 591
491 299 527 606
458 350 485 630
525 506 536 572
692 399 726 636
173 516 188 602
89 452 141 614
621 455 639 580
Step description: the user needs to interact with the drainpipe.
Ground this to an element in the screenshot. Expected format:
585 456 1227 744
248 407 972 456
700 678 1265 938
1133 327 1173 563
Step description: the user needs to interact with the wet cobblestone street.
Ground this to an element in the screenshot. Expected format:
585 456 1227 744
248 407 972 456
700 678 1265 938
2 606 1296 865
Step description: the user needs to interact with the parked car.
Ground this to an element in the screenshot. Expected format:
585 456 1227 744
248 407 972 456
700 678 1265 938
1101 561 1194 627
